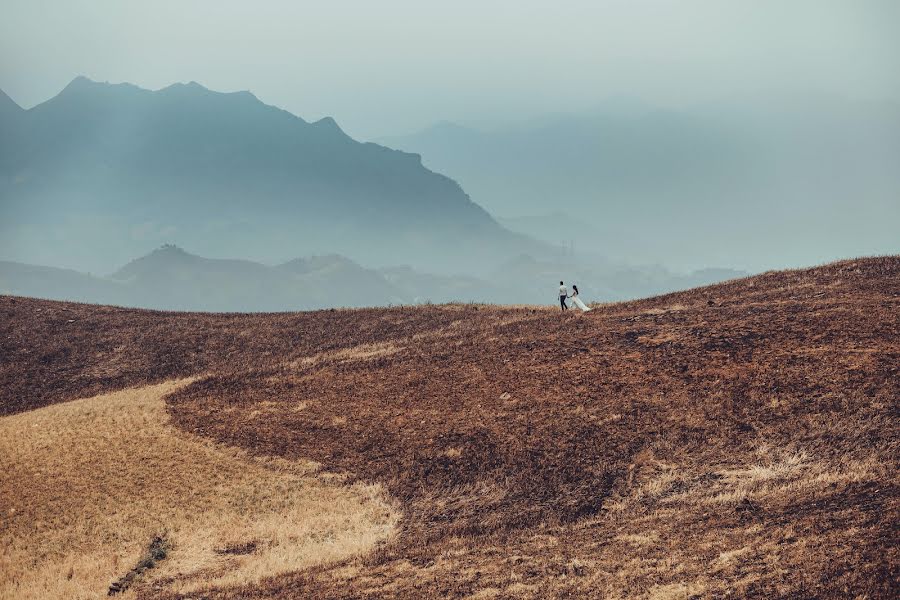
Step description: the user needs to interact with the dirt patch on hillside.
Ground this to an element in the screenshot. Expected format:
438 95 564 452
0 381 398 599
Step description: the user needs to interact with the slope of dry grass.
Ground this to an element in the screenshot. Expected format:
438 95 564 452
1 256 898 598
0 381 397 599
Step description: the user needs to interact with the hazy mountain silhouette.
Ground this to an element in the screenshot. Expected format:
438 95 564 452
1 245 749 311
0 77 540 275
1 245 408 311
0 260 128 305
378 99 900 270
276 254 402 307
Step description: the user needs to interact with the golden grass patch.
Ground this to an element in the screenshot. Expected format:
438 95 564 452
641 304 689 316
288 341 402 369
0 381 398 599
647 581 707 600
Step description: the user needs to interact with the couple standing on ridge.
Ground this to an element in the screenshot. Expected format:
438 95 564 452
559 281 590 312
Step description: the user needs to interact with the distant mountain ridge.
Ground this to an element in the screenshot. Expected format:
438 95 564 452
0 245 749 311
1 246 406 311
0 77 540 275
378 101 900 270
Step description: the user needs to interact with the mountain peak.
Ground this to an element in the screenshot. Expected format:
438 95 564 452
312 116 347 136
128 244 194 266
149 244 190 258
314 116 338 127
62 75 111 92
112 245 198 280
65 75 96 89
160 80 210 94
155 81 268 108
58 76 142 99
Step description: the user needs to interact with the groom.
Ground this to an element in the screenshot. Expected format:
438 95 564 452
559 281 569 311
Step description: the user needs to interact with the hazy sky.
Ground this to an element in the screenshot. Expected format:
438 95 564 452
2 0 899 139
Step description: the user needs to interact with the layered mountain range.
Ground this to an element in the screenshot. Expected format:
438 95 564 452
0 77 538 275
379 99 900 270
0 245 747 311
0 78 766 309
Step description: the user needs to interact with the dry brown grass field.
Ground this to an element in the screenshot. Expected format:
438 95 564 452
0 381 397 599
1 257 898 598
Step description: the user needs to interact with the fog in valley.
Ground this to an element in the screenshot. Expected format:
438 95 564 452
380 96 900 272
1 1 898 310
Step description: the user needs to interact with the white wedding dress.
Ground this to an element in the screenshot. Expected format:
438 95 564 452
571 295 591 312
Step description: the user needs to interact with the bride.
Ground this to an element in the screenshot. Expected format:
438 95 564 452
570 284 591 312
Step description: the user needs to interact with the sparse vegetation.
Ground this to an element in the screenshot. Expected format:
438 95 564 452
1 257 897 598
109 535 171 596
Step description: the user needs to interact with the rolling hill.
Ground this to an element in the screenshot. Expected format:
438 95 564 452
1 256 897 598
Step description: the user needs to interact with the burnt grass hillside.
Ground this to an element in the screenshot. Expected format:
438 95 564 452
1 256 898 598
